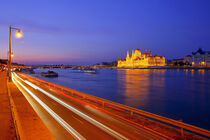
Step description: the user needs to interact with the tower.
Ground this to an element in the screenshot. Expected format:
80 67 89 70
126 51 130 59
132 50 134 57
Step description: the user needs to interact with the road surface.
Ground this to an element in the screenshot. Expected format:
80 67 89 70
12 72 169 140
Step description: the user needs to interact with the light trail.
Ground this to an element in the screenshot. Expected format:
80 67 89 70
14 73 129 140
12 73 86 140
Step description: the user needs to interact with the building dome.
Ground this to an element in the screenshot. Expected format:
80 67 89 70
135 49 141 52
135 45 141 53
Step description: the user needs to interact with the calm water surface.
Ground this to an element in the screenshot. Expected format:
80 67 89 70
32 68 210 130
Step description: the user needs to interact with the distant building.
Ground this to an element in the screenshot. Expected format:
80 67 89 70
184 55 192 65
189 48 210 67
167 58 186 66
118 45 165 68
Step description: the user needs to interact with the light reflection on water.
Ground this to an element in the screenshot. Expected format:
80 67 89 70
32 68 210 130
118 69 165 109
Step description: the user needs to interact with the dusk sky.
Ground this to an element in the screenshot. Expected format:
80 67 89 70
0 0 210 65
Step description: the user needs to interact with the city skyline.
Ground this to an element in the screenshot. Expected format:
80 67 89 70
0 0 210 65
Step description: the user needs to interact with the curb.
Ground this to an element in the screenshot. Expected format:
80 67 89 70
7 80 22 140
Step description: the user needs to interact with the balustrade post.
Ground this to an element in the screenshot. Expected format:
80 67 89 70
181 127 184 137
130 111 133 117
179 120 184 137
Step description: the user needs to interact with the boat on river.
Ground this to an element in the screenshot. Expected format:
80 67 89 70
72 66 97 74
83 68 97 74
41 71 58 77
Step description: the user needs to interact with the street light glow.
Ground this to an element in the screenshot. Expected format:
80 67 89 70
16 30 22 38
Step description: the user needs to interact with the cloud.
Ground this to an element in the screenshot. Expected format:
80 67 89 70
0 17 117 36
0 19 62 34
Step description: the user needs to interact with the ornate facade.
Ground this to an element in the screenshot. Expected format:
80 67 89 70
191 48 210 67
118 46 165 68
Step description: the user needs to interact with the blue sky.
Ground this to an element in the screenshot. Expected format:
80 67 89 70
0 0 210 65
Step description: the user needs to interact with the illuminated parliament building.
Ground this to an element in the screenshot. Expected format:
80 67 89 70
118 45 165 68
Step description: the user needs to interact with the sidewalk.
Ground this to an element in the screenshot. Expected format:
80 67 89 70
0 71 16 140
0 71 55 140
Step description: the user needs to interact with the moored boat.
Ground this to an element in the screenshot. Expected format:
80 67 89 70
41 71 58 77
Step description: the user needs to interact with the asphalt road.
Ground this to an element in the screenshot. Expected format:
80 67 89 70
12 73 168 140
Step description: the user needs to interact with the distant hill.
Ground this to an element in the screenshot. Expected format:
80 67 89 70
0 59 8 64
0 59 24 66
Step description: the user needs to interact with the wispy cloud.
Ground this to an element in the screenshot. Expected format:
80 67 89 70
0 17 117 36
0 19 62 34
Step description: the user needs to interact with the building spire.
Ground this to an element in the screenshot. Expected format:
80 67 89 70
137 44 139 50
126 51 130 58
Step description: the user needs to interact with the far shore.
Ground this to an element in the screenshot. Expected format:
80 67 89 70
29 65 210 70
116 66 210 70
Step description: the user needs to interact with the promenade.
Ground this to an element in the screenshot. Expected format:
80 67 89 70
0 71 54 140
0 71 16 140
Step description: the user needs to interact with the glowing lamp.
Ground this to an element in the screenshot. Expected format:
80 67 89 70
16 30 22 38
201 61 205 65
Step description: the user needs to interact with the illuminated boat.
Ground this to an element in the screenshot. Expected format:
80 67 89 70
83 68 97 74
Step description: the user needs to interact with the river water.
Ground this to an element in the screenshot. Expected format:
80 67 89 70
32 68 210 130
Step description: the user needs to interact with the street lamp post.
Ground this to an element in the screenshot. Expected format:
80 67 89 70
8 25 22 82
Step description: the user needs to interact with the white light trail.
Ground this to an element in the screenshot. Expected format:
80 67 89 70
15 73 129 140
12 74 86 140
